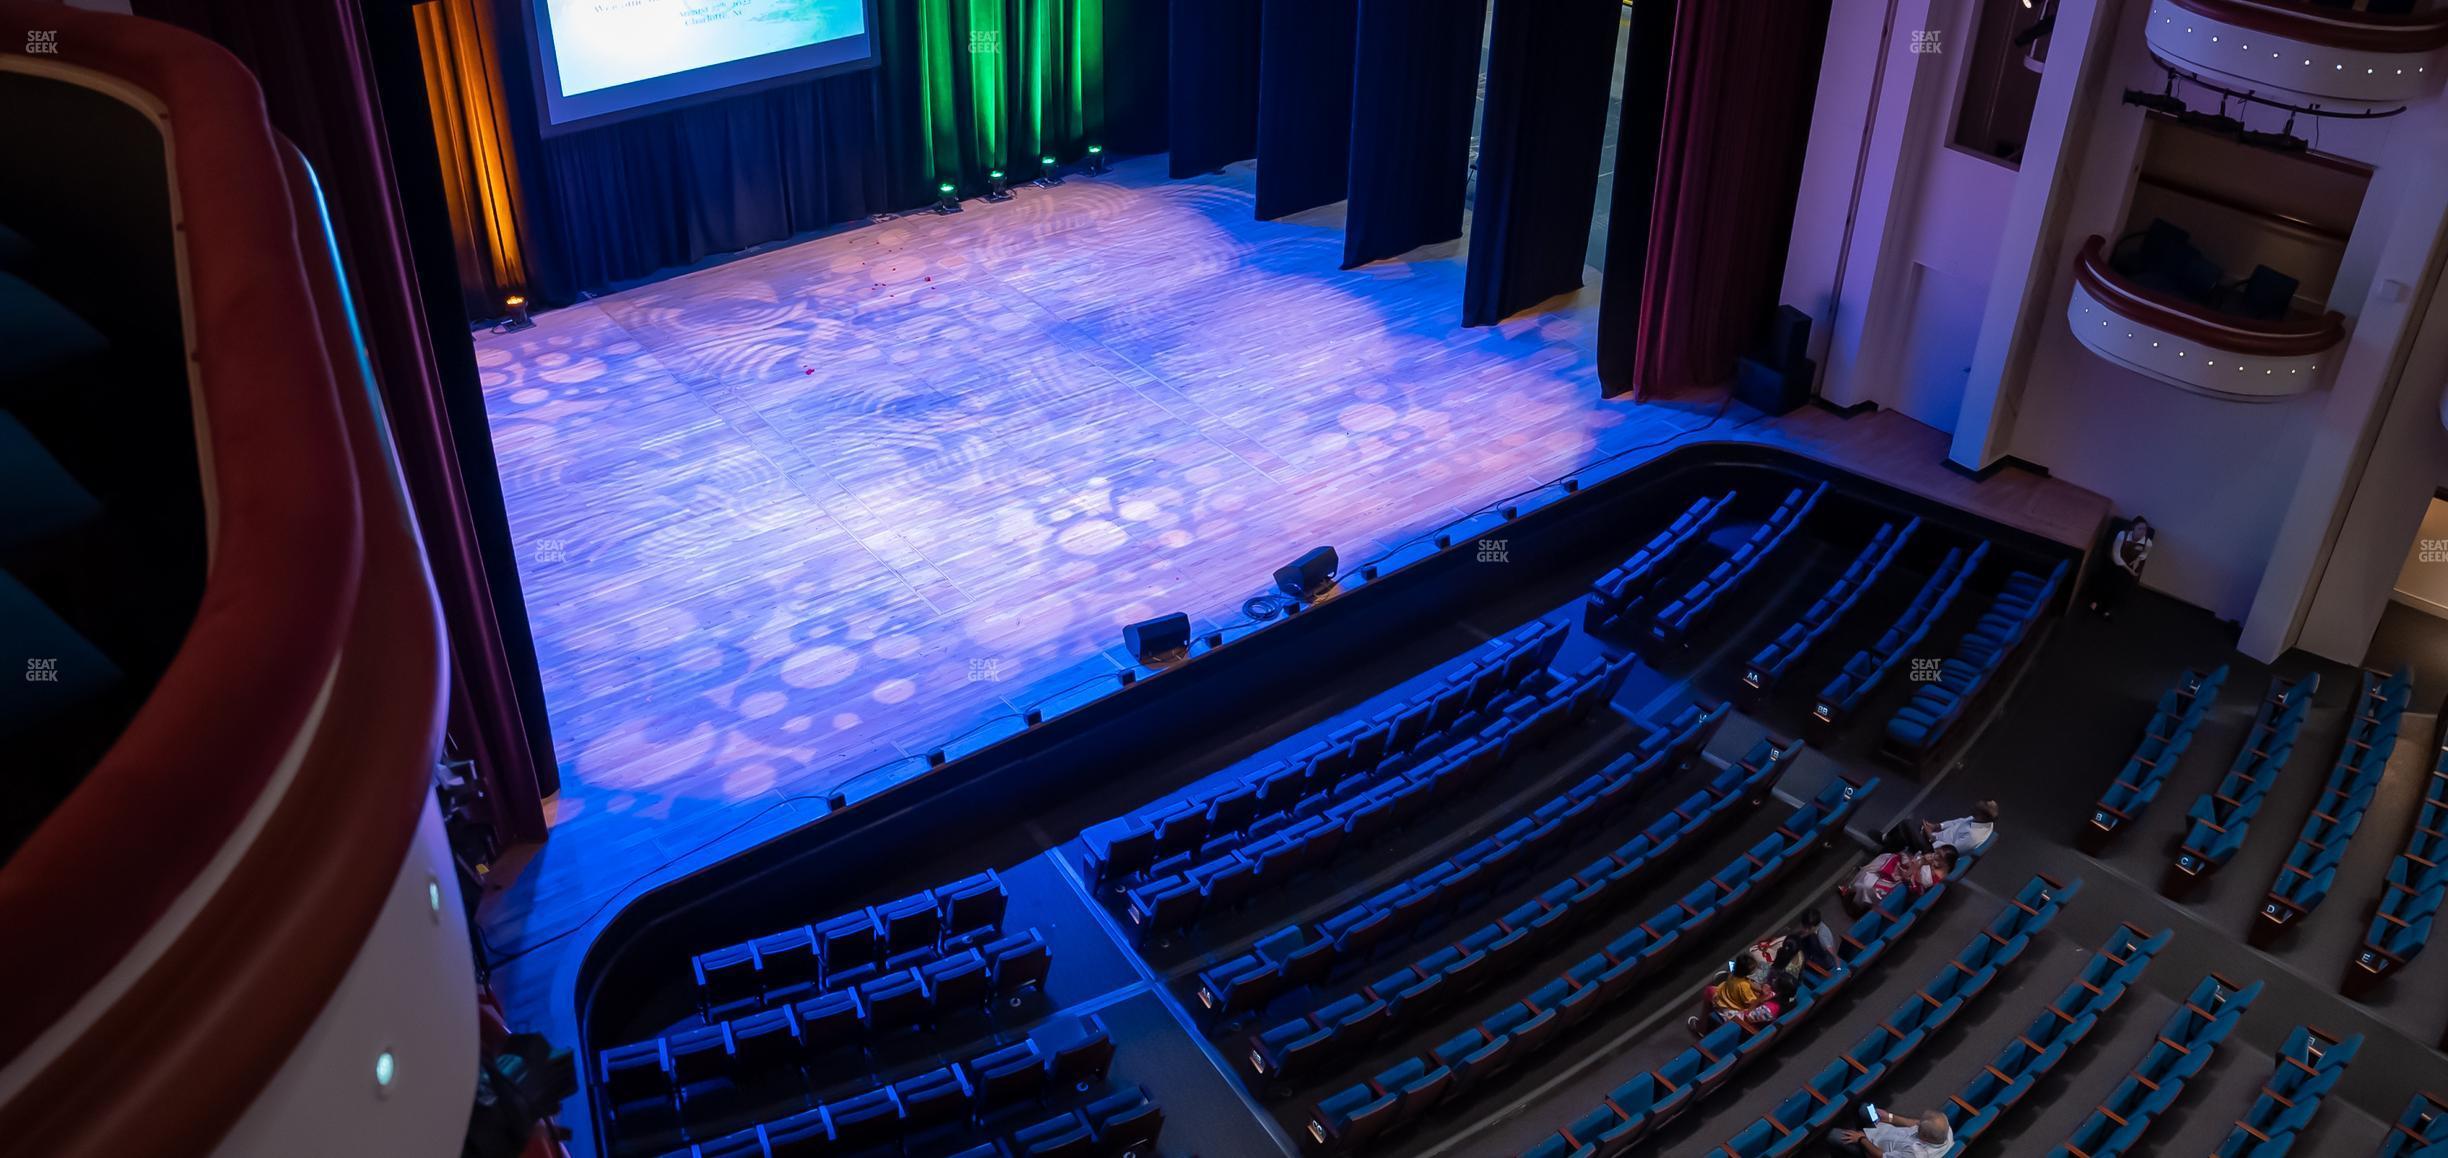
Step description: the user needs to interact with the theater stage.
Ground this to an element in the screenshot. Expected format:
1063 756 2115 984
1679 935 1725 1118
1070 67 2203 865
470 153 2107 1017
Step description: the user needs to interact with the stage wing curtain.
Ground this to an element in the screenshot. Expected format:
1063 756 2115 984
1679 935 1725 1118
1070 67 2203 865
1167 0 1261 178
1608 0 1830 399
1342 0 1487 269
1462 0 1620 326
1103 0 1168 154
413 0 532 319
133 0 557 838
1252 0 1355 221
1597 0 1677 393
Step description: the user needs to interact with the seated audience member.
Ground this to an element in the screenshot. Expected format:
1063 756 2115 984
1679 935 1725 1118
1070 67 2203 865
1690 969 1795 1035
1741 910 1840 983
1844 847 1956 910
1879 800 1999 854
1823 1109 1954 1157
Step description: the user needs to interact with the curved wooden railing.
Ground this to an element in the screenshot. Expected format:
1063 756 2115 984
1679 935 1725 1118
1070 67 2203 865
2163 0 2448 53
0 5 447 1156
2073 235 2346 359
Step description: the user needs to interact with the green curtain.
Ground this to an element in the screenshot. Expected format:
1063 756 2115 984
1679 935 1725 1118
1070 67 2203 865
877 0 1107 203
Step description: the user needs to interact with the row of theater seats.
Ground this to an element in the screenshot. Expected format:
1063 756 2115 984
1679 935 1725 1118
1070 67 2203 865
1940 924 2170 1152
1583 492 1735 636
654 1016 1117 1158
1814 543 1987 725
692 872 1010 1018
2085 665 2229 849
2168 674 2319 894
1743 518 1920 693
2380 1092 2448 1157
2043 973 2263 1158
1648 484 1828 648
1510 853 2003 1157
602 929 1054 1132
1293 762 1861 1144
1882 560 2066 758
2208 1025 2362 1158
1000 1086 1162 1158
2353 720 2448 993
1082 621 1567 892
1204 704 1736 1032
1123 650 1635 942
1697 878 2081 1158
2258 668 2414 939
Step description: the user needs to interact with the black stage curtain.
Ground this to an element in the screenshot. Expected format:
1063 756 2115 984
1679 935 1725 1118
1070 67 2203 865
1463 0 1620 325
521 76 891 301
1342 0 1487 269
482 0 890 303
1253 0 1356 220
1168 0 1261 178
1105 0 1170 155
1597 0 1677 393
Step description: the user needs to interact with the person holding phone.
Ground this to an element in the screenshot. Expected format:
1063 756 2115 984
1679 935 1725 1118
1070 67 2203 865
1823 1107 1954 1156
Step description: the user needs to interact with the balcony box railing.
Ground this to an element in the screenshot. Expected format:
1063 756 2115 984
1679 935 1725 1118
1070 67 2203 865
2147 0 2448 108
2067 235 2344 402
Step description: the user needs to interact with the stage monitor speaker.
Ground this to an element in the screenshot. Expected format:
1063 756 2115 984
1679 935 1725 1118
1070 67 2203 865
1123 612 1192 662
1274 547 1340 601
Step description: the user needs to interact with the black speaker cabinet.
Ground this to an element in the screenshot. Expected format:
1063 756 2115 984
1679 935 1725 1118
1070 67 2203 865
1274 546 1340 600
1122 612 1192 661
1735 354 1814 417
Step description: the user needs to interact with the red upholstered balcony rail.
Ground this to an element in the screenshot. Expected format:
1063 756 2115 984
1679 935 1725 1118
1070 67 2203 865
0 5 446 1157
2163 0 2448 52
2073 235 2346 359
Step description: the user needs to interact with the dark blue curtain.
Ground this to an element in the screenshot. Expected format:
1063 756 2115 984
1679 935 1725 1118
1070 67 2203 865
520 76 892 301
1342 0 1487 268
1463 0 1620 326
1253 0 1355 221
1597 0 1677 393
1168 0 1262 178
1105 0 1170 155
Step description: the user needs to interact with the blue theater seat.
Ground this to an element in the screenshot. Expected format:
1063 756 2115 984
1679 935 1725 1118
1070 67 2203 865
2378 1092 2448 1158
2042 972 2262 1158
1296 775 1888 1153
2259 667 2410 938
1691 876 2080 1158
2087 665 2227 846
1584 490 1736 635
1746 518 1919 691
1883 560 2065 758
1815 542 1987 724
1649 483 1827 648
2209 1026 2361 1158
2353 705 2448 992
2169 674 2317 890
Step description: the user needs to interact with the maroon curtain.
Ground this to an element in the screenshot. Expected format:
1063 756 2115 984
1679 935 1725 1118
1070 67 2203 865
131 0 552 842
1613 0 1830 400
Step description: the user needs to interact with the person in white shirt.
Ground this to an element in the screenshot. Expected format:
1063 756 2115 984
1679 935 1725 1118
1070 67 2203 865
1879 801 1998 856
1823 1107 1954 1157
2089 515 2153 619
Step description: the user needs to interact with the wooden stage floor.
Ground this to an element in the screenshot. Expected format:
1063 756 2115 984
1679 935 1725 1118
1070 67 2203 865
469 153 2108 1015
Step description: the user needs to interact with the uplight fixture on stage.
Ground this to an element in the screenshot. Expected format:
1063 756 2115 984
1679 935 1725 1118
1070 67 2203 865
1037 155 1063 187
934 182 961 215
1085 145 1108 175
986 169 1015 203
497 294 535 333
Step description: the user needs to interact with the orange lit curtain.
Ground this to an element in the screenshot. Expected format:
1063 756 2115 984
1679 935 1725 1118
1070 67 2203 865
414 0 530 318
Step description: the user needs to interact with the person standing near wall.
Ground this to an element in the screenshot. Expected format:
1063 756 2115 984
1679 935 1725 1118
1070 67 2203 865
2090 516 2153 619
